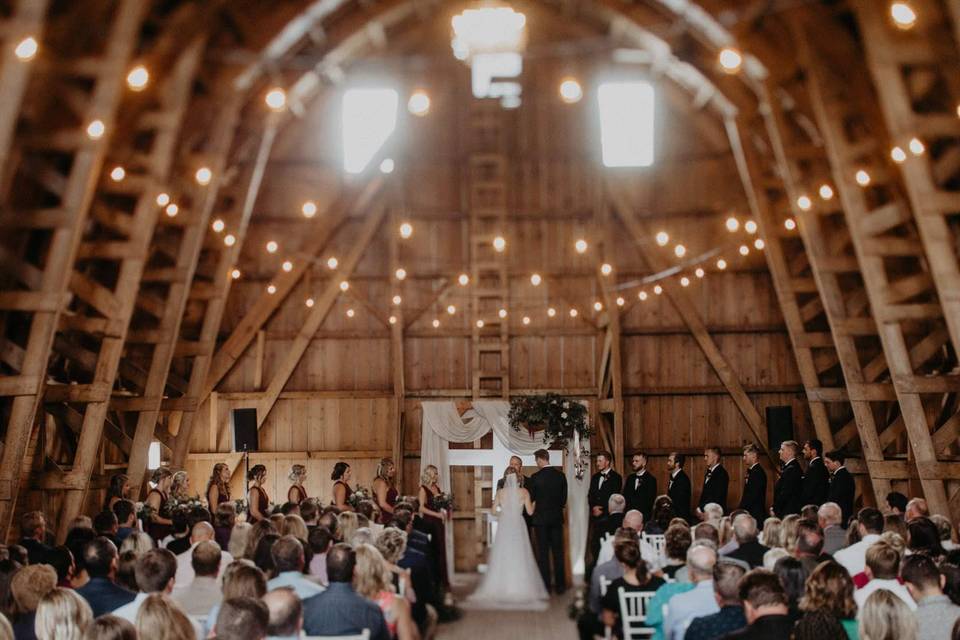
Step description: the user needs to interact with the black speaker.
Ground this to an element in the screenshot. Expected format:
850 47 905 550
232 408 259 453
766 405 794 452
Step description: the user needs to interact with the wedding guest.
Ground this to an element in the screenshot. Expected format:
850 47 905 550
119 530 154 558
597 513 660 570
772 441 803 518
81 615 136 640
243 520 278 560
622 452 657 521
724 515 769 569
373 459 400 525
759 517 782 549
666 452 692 523
206 463 232 512
738 445 767 524
308 526 333 585
0 610 9 640
722 569 793 639
793 519 828 574
645 496 675 535
702 504 724 529
380 522 433 631
584 531 633 634
697 447 729 517
116 551 139 592
901 554 960 639
34 587 91 640
45 546 74 589
762 547 789 571
302 544 390 640
801 504 820 521
772 556 807 622
855 540 916 610
214 597 269 640
213 501 236 550
859 589 918 640
602 494 627 537
135 593 196 640
932 514 958 551
717 515 736 554
171 540 223 616
111 548 179 623
331 462 354 512
247 464 270 524
663 543 718 639
907 517 946 560
835 507 884 576
781 514 801 551
0 559 21 620
104 474 130 513
75 537 135 616
684 560 747 640
886 491 909 516
661 523 692 579
300 499 320 529
355 543 418 640
825 450 855 526
227 521 251 559
418 465 449 588
602 539 665 640
164 509 191 556
818 502 847 555
10 564 57 640
795 560 858 639
263 587 303 640
18 511 52 566
252 533 280 577
145 468 174 541
267 536 323 599
905 498 929 522
801 439 829 507
287 465 307 504
203 562 267 638
113 500 138 545
94 510 120 547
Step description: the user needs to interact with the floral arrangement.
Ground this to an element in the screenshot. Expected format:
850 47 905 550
166 495 205 513
348 485 372 509
430 491 455 512
234 498 248 515
508 393 590 449
135 502 153 523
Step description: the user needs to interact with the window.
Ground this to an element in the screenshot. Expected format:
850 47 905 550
342 88 399 174
148 441 161 470
597 81 655 168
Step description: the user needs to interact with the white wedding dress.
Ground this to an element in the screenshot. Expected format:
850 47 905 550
463 474 549 610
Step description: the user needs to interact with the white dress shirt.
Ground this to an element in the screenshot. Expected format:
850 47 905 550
854 578 917 612
834 533 881 577
174 542 233 588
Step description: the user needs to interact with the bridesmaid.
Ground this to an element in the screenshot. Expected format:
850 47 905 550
247 464 270 523
288 464 308 504
145 468 174 541
103 473 130 512
331 462 354 511
206 463 231 510
373 458 399 525
418 464 450 588
170 470 191 500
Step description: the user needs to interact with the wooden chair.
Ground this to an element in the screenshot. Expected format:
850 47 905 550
617 588 656 640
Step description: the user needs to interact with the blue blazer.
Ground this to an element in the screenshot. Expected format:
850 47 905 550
75 577 136 617
302 582 390 640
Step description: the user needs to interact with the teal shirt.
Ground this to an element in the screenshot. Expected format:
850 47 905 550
645 582 695 640
842 618 858 640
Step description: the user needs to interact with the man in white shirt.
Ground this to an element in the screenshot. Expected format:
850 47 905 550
267 535 325 599
174 521 233 588
172 540 223 616
834 507 883 576
854 540 916 611
596 510 660 569
264 587 303 640
663 543 719 640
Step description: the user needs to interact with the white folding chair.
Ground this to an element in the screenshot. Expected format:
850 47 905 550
642 533 666 560
617 588 656 640
599 574 613 597
306 631 370 640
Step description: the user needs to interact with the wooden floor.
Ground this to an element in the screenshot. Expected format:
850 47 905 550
437 574 580 639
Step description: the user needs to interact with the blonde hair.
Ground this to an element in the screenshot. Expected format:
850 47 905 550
420 465 438 485
282 514 309 541
81 615 136 640
170 470 189 499
228 522 253 559
353 543 393 599
781 514 801 551
288 464 306 484
859 589 918 640
35 588 92 640
338 511 361 544
0 611 12 640
11 564 57 612
119 531 155 557
761 518 783 548
135 594 195 640
375 528 408 564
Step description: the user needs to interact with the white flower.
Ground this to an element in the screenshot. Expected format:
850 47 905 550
563 402 570 409
561 412 568 419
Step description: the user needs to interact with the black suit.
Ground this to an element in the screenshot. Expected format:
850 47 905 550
668 469 693 522
725 540 770 569
699 464 729 513
588 469 623 520
801 457 830 507
738 464 767 524
773 459 804 518
828 466 855 527
622 471 657 521
529 466 567 591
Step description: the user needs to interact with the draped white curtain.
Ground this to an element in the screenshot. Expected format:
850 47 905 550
419 400 590 579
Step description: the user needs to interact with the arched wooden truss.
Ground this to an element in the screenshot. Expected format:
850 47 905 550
1 0 960 540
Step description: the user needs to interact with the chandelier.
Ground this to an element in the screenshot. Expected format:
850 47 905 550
451 4 527 108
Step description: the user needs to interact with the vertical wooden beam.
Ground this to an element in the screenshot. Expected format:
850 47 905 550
388 197 406 486
596 194 623 466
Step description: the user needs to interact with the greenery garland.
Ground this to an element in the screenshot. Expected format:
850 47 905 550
508 393 591 449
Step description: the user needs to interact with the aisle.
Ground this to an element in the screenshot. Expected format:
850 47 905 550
438 574 580 639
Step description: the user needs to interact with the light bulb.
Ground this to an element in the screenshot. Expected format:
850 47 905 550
339 281 349 291
458 273 469 286
680 276 690 287
653 285 663 295
638 291 648 301
493 236 506 252
379 158 395 174
265 88 287 111
447 305 456 315
674 244 686 258
717 258 727 270
224 234 235 246
593 301 603 311
399 222 413 238
547 307 556 317
890 2 917 29
302 201 317 218
347 308 355 318
431 318 439 328
530 273 542 286
110 166 125 182
306 298 315 308
719 47 743 73
195 167 212 185
744 220 758 234
695 267 705 278
395 268 406 280
327 257 338 269
266 240 278 253
739 245 750 256
616 296 625 307
909 137 925 155
797 195 812 211
126 65 149 90
754 238 765 250
267 284 277 294
231 269 241 280
156 193 170 206
498 308 507 319
476 319 485 328
559 78 583 104
165 203 179 217
86 119 105 139
211 219 225 233
856 169 871 186
819 184 834 200
408 91 431 116
575 238 588 253
282 260 293 272
14 37 38 61
891 146 907 163
392 295 402 306
569 308 578 317
601 263 613 276
784 218 797 231
389 315 397 324
522 316 531 325
726 217 739 232
656 231 669 246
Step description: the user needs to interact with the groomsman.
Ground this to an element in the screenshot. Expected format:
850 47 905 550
772 440 804 518
824 449 855 527
622 452 657 521
801 439 830 507
666 452 692 523
588 451 622 520
738 444 767 524
696 446 729 516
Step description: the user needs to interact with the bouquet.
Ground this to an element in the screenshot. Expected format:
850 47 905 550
430 491 455 512
166 495 205 513
136 502 153 522
234 498 248 515
347 485 372 509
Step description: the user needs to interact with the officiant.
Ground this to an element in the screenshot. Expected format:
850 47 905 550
498 455 532 530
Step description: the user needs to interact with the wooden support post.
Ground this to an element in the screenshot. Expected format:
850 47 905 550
596 194 623 467
389 197 406 486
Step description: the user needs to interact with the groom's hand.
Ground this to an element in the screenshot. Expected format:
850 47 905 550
591 506 602 517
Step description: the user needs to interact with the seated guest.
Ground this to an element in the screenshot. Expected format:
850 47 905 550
586 530 633 627
854 540 916 611
10 564 57 640
835 507 883 576
172 540 223 616
267 535 324 599
75 537 136 616
663 543 718 639
301 499 320 530
46 546 76 588
393 508 430 555
203 562 267 638
18 511 52 566
354 543 418 640
252 533 280 577
597 512 660 569
308 526 333 585
227 522 252 560
601 539 665 639
164 509 191 556
64 526 96 587
263 587 303 640
721 569 794 639
885 514 908 540
859 589 918 640
818 502 847 555
905 498 929 522
907 517 946 560
392 511 437 607
661 523 691 579
112 500 138 545
759 518 782 549
35 587 92 640
214 596 269 640
762 547 789 572
174 521 233 587
645 496 675 535
116 550 139 592
603 495 627 537
886 492 908 516
724 515 768 569
111 548 178 623
772 556 807 622
376 527 429 633
673 524 720 583
119 531 154 557
684 561 747 640
134 593 196 640
793 519 829 573
81 615 136 640
901 553 960 639
931 514 958 552
701 503 724 529
795 560 858 639
94 510 120 546
302 544 390 640
214 502 237 551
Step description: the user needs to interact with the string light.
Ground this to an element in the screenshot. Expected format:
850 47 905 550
302 201 318 218
739 244 750 256
224 234 236 246
716 258 727 270
616 296 625 307
339 281 349 291
447 305 456 315
432 318 440 328
408 91 431 116
547 307 556 317
754 238 765 250
165 204 179 217
797 195 812 211
784 218 797 231
890 2 917 29
498 308 507 319
327 257 338 269
347 309 355 318
680 276 690 287
744 220 758 234
653 285 663 295
559 78 583 104
110 166 125 182
674 244 686 258
593 301 603 311
211 219 225 232
306 298 315 308
156 193 170 206
638 291 648 301
195 167 212 185
819 184 834 200
267 284 277 294
856 169 871 186
530 273 542 286
86 119 105 139
601 263 613 275
395 268 407 280
126 65 149 90
476 319 485 328
379 158 395 174
725 217 739 232
265 88 287 111
392 295 402 305
399 222 413 238
282 260 293 272
493 236 506 252
569 308 579 317
695 267 705 278
14 37 38 61
389 315 397 324
266 241 278 254
458 273 469 286
909 137 925 155
718 47 743 73
522 316 531 325
891 146 907 163
231 269 241 280
655 231 669 246
575 238 588 253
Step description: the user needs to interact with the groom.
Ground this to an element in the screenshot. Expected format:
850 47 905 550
529 448 567 594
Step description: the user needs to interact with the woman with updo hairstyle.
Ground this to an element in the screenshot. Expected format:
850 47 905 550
601 539 665 639
247 464 270 523
207 463 231 511
645 495 674 534
169 470 190 501
661 523 691 578
136 593 196 640
375 528 414 596
34 587 92 640
331 462 354 511
145 467 174 540
288 464 308 504
103 473 130 512
373 458 399 525
82 615 137 640
796 560 858 639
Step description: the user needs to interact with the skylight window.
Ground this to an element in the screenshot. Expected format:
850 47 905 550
342 88 399 174
597 81 655 168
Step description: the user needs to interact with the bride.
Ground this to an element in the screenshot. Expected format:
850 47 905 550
464 467 549 610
